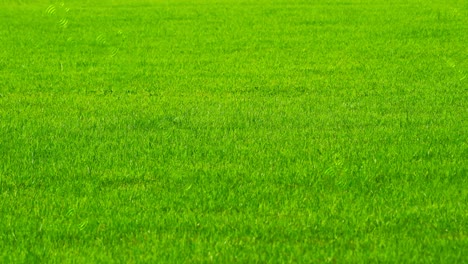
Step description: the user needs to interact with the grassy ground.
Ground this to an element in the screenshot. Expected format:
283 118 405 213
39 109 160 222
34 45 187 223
1 0 467 262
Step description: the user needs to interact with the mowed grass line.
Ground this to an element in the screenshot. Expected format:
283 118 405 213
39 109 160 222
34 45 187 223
1 0 467 262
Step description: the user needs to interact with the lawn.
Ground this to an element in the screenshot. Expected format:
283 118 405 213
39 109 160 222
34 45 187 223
0 0 467 262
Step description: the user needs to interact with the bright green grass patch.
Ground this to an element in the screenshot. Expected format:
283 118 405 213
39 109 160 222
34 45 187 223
1 0 467 262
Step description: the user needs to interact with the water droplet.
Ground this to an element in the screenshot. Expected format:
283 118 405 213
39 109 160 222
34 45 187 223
45 5 56 15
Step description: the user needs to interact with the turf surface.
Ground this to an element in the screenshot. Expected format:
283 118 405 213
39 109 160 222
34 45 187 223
1 0 467 262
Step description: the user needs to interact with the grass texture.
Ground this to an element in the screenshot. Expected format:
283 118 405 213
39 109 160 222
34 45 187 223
0 0 467 262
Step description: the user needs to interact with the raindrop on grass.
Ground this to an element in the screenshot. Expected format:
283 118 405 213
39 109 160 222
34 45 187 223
59 18 69 28
45 5 56 15
96 34 107 45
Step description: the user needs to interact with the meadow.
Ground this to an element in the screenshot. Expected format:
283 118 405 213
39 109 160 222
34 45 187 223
0 0 467 262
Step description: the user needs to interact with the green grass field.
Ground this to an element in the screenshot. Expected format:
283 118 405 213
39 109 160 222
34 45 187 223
1 0 467 262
